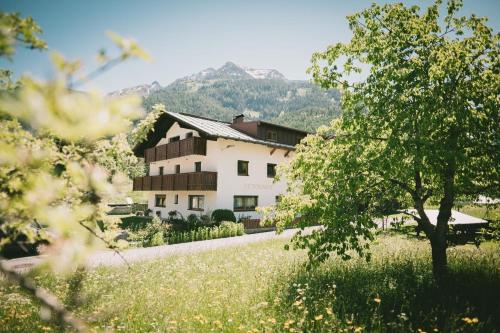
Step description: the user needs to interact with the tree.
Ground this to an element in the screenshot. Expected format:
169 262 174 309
262 0 499 280
94 133 145 179
0 12 150 330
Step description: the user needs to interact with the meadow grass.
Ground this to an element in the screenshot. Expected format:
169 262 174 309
0 234 498 332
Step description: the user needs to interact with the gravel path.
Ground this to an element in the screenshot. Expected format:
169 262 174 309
3 228 314 272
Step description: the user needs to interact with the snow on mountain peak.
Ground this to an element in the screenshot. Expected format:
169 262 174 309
243 67 286 80
108 81 162 97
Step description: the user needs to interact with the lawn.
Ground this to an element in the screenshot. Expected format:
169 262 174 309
0 234 498 332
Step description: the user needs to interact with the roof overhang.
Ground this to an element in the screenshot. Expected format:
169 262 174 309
132 113 216 157
133 112 298 157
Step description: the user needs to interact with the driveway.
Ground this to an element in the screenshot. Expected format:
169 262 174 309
3 228 313 272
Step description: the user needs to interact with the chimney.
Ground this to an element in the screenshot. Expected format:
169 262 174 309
233 114 244 124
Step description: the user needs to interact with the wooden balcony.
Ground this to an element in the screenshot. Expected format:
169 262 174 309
133 171 217 191
144 136 207 163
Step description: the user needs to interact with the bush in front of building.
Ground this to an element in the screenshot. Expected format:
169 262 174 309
120 215 153 231
211 209 237 224
186 214 201 229
128 216 168 247
166 222 244 245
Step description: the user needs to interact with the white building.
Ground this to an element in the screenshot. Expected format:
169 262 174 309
132 112 308 220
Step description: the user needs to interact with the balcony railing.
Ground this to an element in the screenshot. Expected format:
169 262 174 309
133 171 217 191
144 136 207 163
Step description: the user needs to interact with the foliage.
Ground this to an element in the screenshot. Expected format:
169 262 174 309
130 103 166 146
186 213 201 229
0 25 149 271
0 11 150 330
0 12 47 59
128 216 168 247
166 222 244 245
479 220 500 243
0 235 498 332
262 0 500 275
119 215 153 232
120 215 243 246
211 209 236 224
93 134 145 178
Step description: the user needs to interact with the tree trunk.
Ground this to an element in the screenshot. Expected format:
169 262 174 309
432 195 453 282
430 232 447 281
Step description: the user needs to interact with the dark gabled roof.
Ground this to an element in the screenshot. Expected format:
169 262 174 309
133 111 300 157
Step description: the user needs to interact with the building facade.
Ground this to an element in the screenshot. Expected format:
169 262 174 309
132 112 307 220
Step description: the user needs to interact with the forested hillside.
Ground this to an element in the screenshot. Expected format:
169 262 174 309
137 62 341 132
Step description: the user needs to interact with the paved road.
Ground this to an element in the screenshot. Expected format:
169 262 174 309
3 228 313 272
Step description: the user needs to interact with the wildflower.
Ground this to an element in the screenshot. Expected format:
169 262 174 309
268 318 276 324
326 307 333 315
373 297 381 304
354 327 363 333
214 320 222 328
293 300 302 306
314 315 323 321
462 317 479 325
417 329 427 333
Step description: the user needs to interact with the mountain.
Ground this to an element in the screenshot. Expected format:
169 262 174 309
173 62 287 84
112 62 341 132
109 81 162 97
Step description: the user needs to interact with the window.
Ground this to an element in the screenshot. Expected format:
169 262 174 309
185 132 193 138
237 160 249 176
175 164 181 174
188 195 204 211
266 130 278 142
155 195 166 207
159 166 164 175
195 161 201 172
169 136 180 143
174 194 179 204
234 196 258 211
267 163 277 178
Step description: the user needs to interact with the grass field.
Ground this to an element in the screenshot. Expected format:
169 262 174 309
0 234 499 332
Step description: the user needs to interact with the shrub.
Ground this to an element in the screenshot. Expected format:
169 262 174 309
186 214 200 229
120 216 153 231
166 222 244 245
211 209 236 224
149 232 165 246
199 214 212 226
128 216 168 247
168 210 185 221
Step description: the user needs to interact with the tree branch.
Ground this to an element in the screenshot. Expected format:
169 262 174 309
399 210 422 223
78 221 131 270
69 56 122 89
388 178 415 196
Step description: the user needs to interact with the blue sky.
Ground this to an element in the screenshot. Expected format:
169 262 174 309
1 0 498 93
